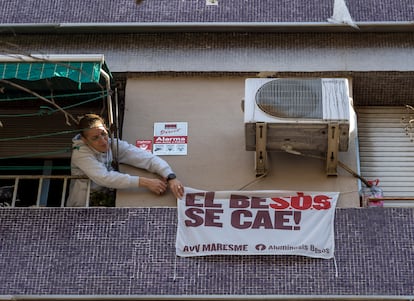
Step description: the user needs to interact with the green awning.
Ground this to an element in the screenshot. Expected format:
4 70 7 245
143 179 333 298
0 54 111 89
0 61 102 84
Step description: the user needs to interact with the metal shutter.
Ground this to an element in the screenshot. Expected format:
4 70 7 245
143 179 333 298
357 106 414 206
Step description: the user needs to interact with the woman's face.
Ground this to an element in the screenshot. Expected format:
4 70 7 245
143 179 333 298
81 122 109 153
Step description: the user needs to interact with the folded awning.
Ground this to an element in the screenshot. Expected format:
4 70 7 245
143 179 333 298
0 54 111 90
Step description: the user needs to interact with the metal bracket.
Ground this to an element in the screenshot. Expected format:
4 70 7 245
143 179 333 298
255 122 267 176
326 122 340 176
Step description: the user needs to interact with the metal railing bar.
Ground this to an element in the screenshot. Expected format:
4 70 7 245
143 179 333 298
61 178 68 207
12 178 19 207
36 178 43 207
86 180 91 207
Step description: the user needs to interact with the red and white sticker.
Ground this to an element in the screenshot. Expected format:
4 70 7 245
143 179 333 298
153 122 188 155
135 140 153 153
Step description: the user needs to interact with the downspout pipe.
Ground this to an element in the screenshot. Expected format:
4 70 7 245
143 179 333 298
99 69 113 125
1 21 414 33
60 21 414 33
100 68 118 170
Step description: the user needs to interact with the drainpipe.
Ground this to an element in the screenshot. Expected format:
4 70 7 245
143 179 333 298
100 68 118 170
1 21 414 33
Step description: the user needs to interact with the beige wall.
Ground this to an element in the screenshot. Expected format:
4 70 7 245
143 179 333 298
117 76 360 208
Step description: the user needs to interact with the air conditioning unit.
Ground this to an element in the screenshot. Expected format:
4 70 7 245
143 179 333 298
244 77 353 175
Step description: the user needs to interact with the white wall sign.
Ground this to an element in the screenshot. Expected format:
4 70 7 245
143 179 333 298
153 122 188 155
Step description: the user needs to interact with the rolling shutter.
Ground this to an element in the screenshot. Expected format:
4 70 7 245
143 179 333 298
357 106 414 203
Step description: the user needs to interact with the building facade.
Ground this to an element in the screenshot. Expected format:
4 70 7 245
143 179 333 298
0 0 413 299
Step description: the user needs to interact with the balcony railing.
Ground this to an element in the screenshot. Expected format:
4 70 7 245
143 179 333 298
0 175 90 207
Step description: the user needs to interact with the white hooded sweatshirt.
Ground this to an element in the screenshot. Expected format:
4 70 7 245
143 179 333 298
66 134 174 207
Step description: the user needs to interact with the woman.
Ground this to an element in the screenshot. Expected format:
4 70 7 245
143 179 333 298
66 113 184 207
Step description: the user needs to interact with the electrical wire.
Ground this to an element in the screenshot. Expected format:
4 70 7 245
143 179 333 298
285 149 372 187
0 148 72 160
0 94 106 118
0 90 106 102
237 149 371 191
0 129 78 142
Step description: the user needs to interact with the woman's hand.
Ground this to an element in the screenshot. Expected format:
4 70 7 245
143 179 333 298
139 177 168 195
167 178 185 199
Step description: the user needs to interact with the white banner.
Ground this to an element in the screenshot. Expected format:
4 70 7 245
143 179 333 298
176 188 339 258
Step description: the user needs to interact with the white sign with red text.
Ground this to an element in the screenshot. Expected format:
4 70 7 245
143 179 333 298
153 122 188 155
176 188 338 258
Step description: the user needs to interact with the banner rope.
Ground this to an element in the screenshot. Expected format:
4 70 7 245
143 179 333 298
238 173 267 190
172 256 178 281
333 256 339 278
